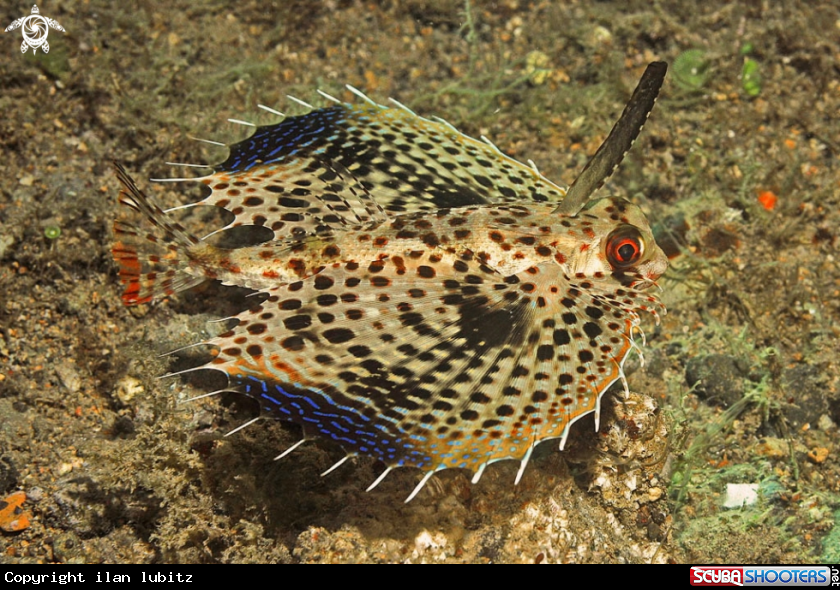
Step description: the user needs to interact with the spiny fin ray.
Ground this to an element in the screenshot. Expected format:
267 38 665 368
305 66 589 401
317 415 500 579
555 61 667 215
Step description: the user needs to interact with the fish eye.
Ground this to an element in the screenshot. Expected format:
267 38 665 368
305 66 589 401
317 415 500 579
605 226 644 269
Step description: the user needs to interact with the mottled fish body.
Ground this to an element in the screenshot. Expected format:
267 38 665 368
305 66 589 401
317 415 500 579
112 63 668 500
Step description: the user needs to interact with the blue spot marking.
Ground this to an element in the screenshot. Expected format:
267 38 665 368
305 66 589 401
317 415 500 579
330 421 350 434
301 396 321 410
228 368 438 466
220 107 350 172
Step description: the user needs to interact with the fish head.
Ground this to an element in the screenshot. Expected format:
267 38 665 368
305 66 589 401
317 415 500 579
561 196 668 289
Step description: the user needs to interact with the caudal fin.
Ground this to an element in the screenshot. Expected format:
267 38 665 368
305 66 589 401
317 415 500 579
112 163 205 305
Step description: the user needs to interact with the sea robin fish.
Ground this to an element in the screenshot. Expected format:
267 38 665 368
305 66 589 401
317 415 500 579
112 63 669 501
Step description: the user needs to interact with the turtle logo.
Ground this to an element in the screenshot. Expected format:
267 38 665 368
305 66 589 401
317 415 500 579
5 5 65 55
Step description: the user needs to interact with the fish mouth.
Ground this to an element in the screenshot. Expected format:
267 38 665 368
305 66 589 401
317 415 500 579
637 250 669 287
612 269 661 291
610 269 651 289
636 277 662 291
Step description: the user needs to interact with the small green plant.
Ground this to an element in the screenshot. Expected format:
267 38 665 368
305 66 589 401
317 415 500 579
44 225 61 240
672 49 711 92
673 46 762 98
741 58 762 97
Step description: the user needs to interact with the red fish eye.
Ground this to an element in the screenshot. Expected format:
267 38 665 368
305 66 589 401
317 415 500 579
606 226 644 269
616 238 639 261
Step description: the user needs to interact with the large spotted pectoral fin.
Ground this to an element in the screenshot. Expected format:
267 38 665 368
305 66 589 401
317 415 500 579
204 252 508 469
204 255 663 479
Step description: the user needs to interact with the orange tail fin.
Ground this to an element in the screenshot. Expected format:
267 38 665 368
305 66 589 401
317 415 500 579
112 163 205 305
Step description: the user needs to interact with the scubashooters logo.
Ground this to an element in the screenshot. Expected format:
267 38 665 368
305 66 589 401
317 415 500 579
692 568 744 586
691 566 833 587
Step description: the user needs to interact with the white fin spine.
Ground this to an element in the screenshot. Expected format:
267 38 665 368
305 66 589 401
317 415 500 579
157 365 209 380
471 462 488 484
227 118 256 127
405 469 438 503
286 94 315 109
559 424 571 451
224 416 261 437
594 393 602 432
618 365 630 400
205 312 245 324
157 341 211 357
480 135 503 155
431 115 459 133
149 175 211 183
257 103 285 117
387 96 417 116
366 467 392 492
320 455 351 477
188 136 226 147
163 202 202 214
165 161 212 169
273 439 306 461
316 89 342 104
198 226 230 241
627 331 646 363
345 84 379 107
514 444 535 485
181 389 228 403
